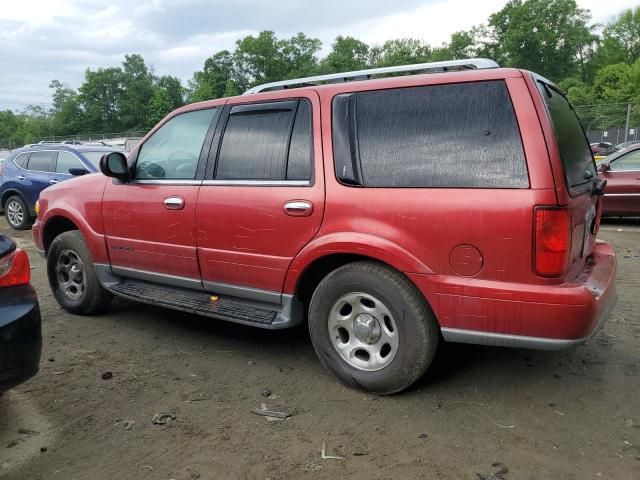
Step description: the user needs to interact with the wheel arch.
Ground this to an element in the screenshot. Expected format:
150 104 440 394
42 215 81 253
287 233 436 312
1 188 27 209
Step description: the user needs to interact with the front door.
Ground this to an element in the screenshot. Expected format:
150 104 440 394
601 148 640 215
103 106 221 286
196 92 324 298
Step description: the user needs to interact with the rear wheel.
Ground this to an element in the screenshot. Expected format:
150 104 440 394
308 261 439 395
47 231 112 314
5 196 32 230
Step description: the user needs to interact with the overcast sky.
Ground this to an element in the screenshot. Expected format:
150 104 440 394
0 0 637 110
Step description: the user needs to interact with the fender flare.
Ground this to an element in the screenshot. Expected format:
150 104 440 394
283 232 434 294
42 207 110 264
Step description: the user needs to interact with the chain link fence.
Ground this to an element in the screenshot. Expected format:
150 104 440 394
574 102 640 145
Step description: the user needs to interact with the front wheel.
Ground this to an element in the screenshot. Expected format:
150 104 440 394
47 231 112 315
308 261 439 395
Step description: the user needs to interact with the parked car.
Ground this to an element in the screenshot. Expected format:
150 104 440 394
33 59 617 394
598 143 640 216
0 235 42 394
0 144 124 230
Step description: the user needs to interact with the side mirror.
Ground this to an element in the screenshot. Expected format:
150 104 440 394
69 167 89 176
100 152 130 182
597 162 611 173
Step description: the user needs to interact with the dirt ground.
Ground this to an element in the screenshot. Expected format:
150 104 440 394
0 219 638 480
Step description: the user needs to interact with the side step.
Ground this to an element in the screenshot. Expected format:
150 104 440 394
105 279 300 329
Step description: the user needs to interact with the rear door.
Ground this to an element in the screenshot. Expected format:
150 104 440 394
195 92 324 297
600 148 640 215
23 151 55 208
534 80 599 274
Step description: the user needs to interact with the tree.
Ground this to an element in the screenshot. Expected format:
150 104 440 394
154 75 184 110
78 67 124 132
320 36 370 73
147 76 184 126
146 89 173 126
119 54 154 129
233 31 321 88
188 50 236 102
49 80 83 135
372 39 431 67
487 0 597 81
599 7 640 65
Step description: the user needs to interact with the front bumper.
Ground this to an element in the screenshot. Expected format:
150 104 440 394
0 285 42 393
410 241 617 350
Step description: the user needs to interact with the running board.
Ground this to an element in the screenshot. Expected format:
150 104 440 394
100 276 301 330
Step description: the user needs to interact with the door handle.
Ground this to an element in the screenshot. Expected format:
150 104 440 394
164 196 185 210
50 179 59 184
284 200 313 217
16 175 25 181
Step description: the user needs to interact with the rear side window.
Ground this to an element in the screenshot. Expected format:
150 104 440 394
13 153 29 168
333 81 528 188
26 151 55 172
537 83 595 188
215 99 312 181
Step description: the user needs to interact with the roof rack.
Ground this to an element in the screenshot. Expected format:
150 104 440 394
245 58 499 94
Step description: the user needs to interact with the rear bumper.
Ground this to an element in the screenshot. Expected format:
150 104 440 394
410 241 617 350
0 285 42 393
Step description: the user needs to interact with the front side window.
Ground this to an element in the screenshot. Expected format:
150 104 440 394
333 80 528 188
26 151 56 172
56 151 85 174
136 108 216 180
610 150 640 171
215 99 312 181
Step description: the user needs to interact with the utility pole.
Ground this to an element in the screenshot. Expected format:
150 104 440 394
624 102 631 143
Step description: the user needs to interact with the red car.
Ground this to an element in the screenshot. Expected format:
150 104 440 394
598 144 640 216
33 60 617 394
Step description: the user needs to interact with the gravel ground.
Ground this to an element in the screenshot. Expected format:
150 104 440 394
0 218 639 480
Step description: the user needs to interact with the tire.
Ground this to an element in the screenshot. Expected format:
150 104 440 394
47 230 112 315
308 261 439 395
4 195 32 230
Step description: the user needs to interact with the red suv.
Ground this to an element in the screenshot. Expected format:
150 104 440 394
33 59 617 394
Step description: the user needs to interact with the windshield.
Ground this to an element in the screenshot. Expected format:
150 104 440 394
80 151 121 168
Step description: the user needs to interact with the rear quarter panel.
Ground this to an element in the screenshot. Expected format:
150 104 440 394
285 70 559 297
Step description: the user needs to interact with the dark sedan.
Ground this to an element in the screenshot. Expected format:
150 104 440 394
0 235 41 393
598 144 640 217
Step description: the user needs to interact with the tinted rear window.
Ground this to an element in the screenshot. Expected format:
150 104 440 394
334 80 528 188
13 153 29 168
215 99 312 181
27 151 55 172
537 82 595 188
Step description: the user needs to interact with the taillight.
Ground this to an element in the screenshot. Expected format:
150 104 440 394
0 248 31 288
534 207 571 276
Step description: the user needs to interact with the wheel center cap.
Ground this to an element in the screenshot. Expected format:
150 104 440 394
353 313 381 344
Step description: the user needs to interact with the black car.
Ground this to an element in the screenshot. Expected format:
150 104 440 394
0 235 41 393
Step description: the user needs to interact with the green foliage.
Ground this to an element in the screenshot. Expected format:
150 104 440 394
487 0 597 81
599 7 640 65
320 36 370 72
2 4 640 148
